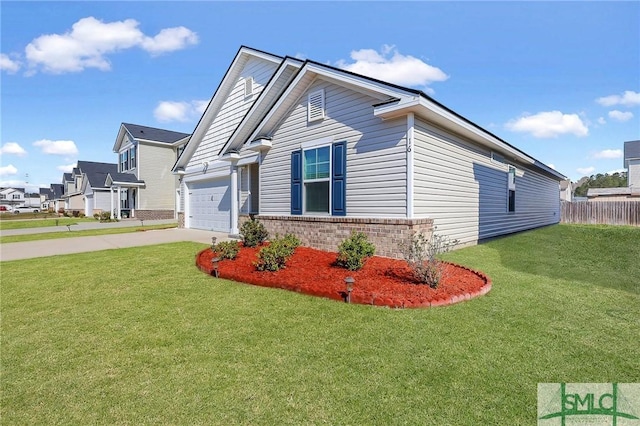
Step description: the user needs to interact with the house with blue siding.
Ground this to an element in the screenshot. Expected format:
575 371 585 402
173 46 566 257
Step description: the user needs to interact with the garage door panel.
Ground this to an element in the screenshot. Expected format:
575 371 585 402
188 178 231 232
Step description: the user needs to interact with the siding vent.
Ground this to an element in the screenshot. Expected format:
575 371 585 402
244 77 254 97
307 89 325 123
491 152 505 165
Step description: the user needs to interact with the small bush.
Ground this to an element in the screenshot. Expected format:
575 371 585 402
402 230 459 288
241 217 269 247
93 213 100 220
336 231 375 271
78 212 85 218
254 233 300 272
98 211 117 222
212 240 240 260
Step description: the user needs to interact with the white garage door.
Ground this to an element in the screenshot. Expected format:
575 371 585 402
188 178 231 232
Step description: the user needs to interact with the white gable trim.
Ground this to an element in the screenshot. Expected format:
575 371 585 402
172 47 283 173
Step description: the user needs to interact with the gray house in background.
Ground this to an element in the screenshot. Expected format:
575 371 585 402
625 140 640 191
110 123 189 220
587 140 640 201
173 46 566 257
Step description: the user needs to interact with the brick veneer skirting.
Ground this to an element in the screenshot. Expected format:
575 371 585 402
240 214 434 259
135 209 175 221
178 212 185 228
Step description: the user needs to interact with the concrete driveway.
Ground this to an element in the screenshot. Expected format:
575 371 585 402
0 226 231 262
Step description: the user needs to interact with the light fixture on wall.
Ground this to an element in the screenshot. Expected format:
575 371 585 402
202 161 209 173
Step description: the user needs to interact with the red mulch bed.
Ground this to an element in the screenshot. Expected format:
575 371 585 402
195 245 491 309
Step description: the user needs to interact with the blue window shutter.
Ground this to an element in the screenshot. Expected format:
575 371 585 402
291 150 302 215
332 141 346 216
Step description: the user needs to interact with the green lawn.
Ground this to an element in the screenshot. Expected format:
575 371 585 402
0 223 178 244
1 224 638 424
0 216 97 230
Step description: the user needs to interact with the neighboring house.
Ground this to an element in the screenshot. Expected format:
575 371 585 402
77 161 121 216
63 169 84 211
110 123 190 220
173 46 566 257
50 183 65 212
40 187 53 210
560 179 572 202
625 140 640 191
587 140 640 202
0 187 24 208
0 187 40 208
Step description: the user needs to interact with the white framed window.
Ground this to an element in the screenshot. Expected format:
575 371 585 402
307 89 325 123
303 145 331 213
244 76 254 98
120 151 129 172
507 165 516 213
129 146 136 169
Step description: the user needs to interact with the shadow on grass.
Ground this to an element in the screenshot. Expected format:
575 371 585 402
486 224 639 295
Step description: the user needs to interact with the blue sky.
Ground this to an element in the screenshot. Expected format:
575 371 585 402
1 1 639 192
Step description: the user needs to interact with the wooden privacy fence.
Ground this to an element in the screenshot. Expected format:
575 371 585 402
561 201 640 226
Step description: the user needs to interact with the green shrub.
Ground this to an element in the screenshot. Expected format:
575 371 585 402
254 233 300 272
336 231 376 271
93 213 100 220
213 240 240 260
240 217 269 247
402 230 459 288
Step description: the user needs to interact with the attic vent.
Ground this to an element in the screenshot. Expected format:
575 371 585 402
307 89 325 123
491 152 505 165
244 77 254 97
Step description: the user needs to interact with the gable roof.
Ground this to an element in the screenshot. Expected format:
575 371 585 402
113 123 190 152
105 172 145 187
172 46 285 171
62 173 73 183
50 184 64 199
624 140 640 168
77 161 119 190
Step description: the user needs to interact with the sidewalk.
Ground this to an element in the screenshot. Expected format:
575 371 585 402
0 218 177 236
0 227 231 262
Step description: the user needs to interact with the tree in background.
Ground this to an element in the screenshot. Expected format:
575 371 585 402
573 172 628 197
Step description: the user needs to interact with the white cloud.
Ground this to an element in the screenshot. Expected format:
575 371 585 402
577 166 595 176
597 117 606 125
608 110 634 122
0 53 21 74
154 100 207 122
596 90 640 107
0 164 18 176
0 142 28 156
592 149 623 159
57 163 77 173
24 17 198 74
33 139 78 155
140 27 198 55
505 111 589 138
335 45 448 88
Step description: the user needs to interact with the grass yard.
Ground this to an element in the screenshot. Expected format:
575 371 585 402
0 216 96 230
0 223 178 244
1 224 638 424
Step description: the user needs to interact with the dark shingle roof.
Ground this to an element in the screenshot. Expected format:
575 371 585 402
624 140 640 168
108 172 144 184
77 161 119 189
51 184 64 199
63 173 73 182
123 123 190 144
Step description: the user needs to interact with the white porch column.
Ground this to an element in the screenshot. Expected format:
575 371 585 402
117 186 122 220
230 164 239 235
110 186 114 219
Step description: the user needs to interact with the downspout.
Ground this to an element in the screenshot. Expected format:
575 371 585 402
407 112 415 219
